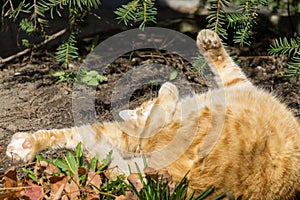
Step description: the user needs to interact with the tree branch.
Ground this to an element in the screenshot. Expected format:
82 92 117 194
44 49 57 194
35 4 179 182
0 28 67 65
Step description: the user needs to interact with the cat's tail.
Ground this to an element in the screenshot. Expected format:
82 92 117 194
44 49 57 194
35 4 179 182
197 29 251 88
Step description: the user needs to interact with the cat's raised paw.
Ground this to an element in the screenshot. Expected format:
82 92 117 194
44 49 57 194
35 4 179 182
159 82 179 98
6 132 37 162
197 29 222 54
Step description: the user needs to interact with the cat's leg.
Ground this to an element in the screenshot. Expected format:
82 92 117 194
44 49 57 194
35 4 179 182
6 128 82 162
197 29 251 87
140 82 179 139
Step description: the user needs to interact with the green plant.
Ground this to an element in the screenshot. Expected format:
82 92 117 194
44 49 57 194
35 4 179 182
192 56 208 76
2 0 102 65
53 69 107 86
206 0 230 41
96 175 127 199
169 70 178 81
2 0 158 65
227 0 268 46
269 36 300 80
206 0 268 46
114 0 157 30
127 167 229 200
79 68 108 86
53 71 77 82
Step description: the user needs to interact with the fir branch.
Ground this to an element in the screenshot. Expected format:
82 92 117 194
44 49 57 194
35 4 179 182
269 36 300 80
228 0 267 46
286 56 300 80
4 0 31 19
55 33 79 66
269 37 300 57
206 0 230 40
114 0 157 29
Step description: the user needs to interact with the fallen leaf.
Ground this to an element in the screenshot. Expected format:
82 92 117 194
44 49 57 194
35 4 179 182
20 180 43 200
144 167 158 181
87 170 102 188
50 175 68 195
64 178 80 199
45 163 58 175
116 191 138 200
78 167 86 176
3 167 18 187
127 173 142 193
52 179 67 200
39 160 49 168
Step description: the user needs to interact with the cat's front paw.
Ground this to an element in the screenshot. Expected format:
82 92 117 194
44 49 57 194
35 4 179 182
159 82 179 99
197 29 222 54
6 132 37 162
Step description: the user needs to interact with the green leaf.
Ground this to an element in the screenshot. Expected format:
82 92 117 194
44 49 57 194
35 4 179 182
22 168 39 183
20 18 35 34
169 70 178 81
21 39 31 48
81 75 93 83
97 150 112 173
65 151 78 175
97 75 108 83
86 70 99 77
53 158 68 173
75 142 83 166
53 71 66 77
114 0 157 29
90 157 98 171
55 33 79 66
87 78 99 86
36 155 50 163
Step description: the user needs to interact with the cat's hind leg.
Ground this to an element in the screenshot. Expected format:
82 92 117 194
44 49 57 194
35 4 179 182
197 29 251 87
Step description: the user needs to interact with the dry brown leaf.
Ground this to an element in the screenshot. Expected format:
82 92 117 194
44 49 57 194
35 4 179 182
144 167 158 181
85 193 101 200
39 160 48 168
64 178 80 199
116 191 138 200
61 194 69 200
52 180 67 200
78 167 86 176
87 170 102 188
50 175 69 195
127 173 143 193
20 180 43 200
3 167 18 188
44 163 58 175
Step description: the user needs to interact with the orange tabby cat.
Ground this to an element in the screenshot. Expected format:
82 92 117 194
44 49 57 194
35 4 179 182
6 29 300 199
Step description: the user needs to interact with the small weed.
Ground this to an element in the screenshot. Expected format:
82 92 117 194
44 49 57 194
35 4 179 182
53 69 107 86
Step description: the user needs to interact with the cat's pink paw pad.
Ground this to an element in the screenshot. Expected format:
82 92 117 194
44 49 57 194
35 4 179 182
197 29 221 52
6 132 36 162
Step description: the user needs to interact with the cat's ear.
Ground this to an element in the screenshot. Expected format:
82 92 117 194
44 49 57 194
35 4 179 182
119 110 135 121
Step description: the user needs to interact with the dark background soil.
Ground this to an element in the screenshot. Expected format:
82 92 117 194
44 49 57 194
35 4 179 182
0 10 299 198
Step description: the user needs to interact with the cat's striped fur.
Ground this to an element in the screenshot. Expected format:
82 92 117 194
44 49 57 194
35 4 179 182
6 30 300 199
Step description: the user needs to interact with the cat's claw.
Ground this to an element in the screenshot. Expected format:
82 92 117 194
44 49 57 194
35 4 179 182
197 29 222 54
6 132 37 162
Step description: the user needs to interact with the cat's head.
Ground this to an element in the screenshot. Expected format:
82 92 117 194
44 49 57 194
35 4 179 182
119 100 154 127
